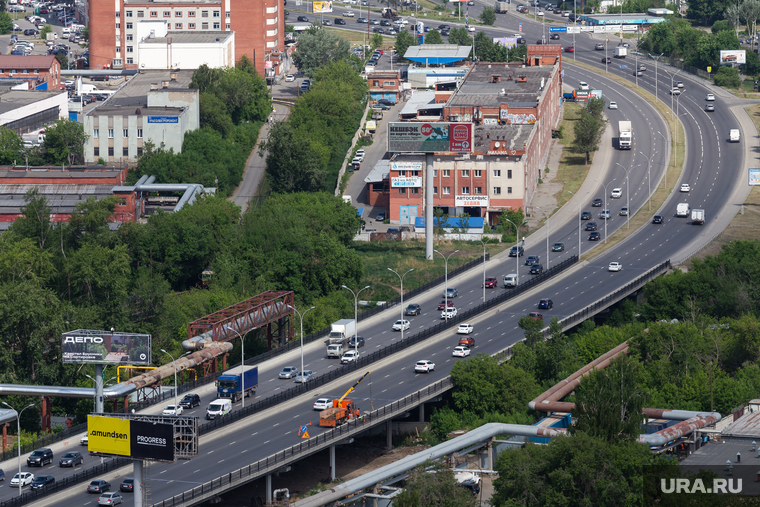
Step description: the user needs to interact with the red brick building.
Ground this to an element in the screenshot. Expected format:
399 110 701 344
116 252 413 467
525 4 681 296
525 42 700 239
88 0 284 76
0 55 62 90
368 70 402 104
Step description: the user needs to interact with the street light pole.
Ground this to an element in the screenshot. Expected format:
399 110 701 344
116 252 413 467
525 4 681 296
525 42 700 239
478 239 487 302
221 324 250 408
342 285 370 355
160 349 186 412
433 250 458 319
568 190 589 258
649 52 664 104
535 206 557 268
2 402 34 498
288 305 315 383
502 218 526 285
640 150 657 210
657 130 669 188
615 162 639 229
596 178 615 243
388 268 414 337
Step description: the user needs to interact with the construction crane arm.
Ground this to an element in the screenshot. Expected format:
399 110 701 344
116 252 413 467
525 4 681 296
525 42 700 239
337 371 370 403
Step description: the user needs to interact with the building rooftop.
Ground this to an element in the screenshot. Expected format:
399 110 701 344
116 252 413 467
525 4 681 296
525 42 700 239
404 44 472 65
448 64 554 108
578 13 667 24
86 69 194 115
0 55 58 69
400 90 442 116
473 124 533 153
364 159 390 184
722 411 760 439
0 183 115 215
0 168 124 180
140 31 233 45
0 90 67 115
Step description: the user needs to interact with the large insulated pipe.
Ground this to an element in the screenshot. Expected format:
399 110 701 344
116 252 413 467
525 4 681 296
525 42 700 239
639 413 721 446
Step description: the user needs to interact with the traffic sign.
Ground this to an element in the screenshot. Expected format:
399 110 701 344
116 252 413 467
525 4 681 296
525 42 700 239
549 26 567 32
619 65 628 69
519 22 522 32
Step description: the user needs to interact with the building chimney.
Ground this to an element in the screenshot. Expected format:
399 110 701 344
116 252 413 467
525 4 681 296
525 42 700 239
150 83 159 90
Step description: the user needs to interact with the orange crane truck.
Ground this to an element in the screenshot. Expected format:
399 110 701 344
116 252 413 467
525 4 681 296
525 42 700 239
319 371 370 428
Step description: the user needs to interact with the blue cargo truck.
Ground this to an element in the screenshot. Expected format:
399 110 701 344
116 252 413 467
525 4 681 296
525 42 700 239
216 365 258 402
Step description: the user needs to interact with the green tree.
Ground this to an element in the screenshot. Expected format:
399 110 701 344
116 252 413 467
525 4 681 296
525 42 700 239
570 355 648 443
518 315 544 346
292 28 351 78
0 12 12 35
586 96 605 120
573 107 605 164
371 32 383 49
741 48 760 74
41 119 88 165
711 19 732 33
0 126 22 164
9 189 53 250
713 65 741 87
259 119 327 193
395 460 479 507
190 64 223 93
67 243 131 321
424 29 444 44
39 24 52 39
433 207 449 236
395 29 417 62
81 26 89 41
450 354 537 415
0 236 55 284
447 27 471 47
64 196 119 250
480 6 496 25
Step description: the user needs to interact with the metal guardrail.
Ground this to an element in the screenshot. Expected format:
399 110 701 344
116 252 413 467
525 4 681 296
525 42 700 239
153 377 456 507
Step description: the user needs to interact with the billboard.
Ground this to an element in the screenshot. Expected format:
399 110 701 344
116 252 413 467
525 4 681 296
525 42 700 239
88 415 131 457
131 420 175 461
750 168 760 186
62 330 152 365
313 1 333 12
388 123 472 153
391 176 423 187
493 37 517 49
88 415 175 461
390 161 423 171
720 50 745 65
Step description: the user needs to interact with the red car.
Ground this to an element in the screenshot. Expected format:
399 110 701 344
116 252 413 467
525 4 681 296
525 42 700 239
437 300 455 311
528 312 543 320
564 46 575 53
459 336 475 347
483 277 498 288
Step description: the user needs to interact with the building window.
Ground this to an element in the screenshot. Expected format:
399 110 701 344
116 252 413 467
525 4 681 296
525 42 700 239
398 188 406 195
108 147 114 157
123 147 129 156
137 10 144 17
372 80 379 86
226 23 230 29
33 70 38 75
93 129 99 138
150 11 157 17
175 23 182 28
493 187 501 194
189 23 196 28
108 129 114 138
201 10 208 17
493 169 501 177
442 169 450 177
462 169 469 177
115 11 120 17
137 129 143 138
508 187 513 194
226 11 230 18
127 34 133 41
474 187 482 194
126 10 132 17
123 129 128 137
116 47 121 54
202 22 209 29
433 170 437 177
433 186 438 194
461 187 470 194
127 58 134 64
411 188 419 194
188 11 195 17
384 80 395 86
213 22 220 29
442 187 450 195
474 170 481 177
94 147 99 156
137 147 143 156
115 23 120 28
508 169 512 179
126 46 133 53
113 59 123 66
213 10 220 17
126 22 132 29
163 11 170 16
175 11 182 17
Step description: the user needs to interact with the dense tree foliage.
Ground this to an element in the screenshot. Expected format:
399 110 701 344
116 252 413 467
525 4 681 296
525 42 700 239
41 119 88 166
573 97 606 163
395 30 417 62
473 33 528 62
480 6 496 25
395 460 479 507
292 27 352 78
0 126 23 164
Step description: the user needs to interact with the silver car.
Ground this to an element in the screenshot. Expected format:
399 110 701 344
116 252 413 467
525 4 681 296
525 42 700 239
294 370 314 383
278 366 299 379
98 492 123 505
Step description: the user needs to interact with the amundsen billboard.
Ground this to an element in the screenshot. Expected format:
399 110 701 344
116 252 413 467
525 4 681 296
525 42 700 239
87 415 175 461
388 123 472 153
62 330 151 365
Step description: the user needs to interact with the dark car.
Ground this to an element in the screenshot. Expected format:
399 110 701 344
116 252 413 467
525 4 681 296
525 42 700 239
334 18 346 25
538 298 554 310
509 245 525 257
297 15 309 21
550 33 560 40
437 300 454 311
536 39 545 45
595 43 604 50
525 255 539 266
554 8 562 13
24 28 38 35
585 221 598 231
588 231 601 241
441 28 451 36
552 242 564 252
27 448 53 467
581 211 592 220
530 263 544 275
652 215 664 224
120 478 134 492
405 304 421 316
59 451 83 467
592 198 603 207
602 57 612 64
30 475 55 491
348 335 365 348
380 19 391 26
378 98 394 106
88 479 111 494
516 37 526 44
179 393 201 409
438 24 450 30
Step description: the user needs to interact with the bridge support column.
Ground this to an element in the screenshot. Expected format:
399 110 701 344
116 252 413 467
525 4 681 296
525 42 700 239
266 473 272 505
419 403 424 422
134 459 143 507
40 396 51 432
386 420 393 450
488 437 495 470
330 444 336 481
94 364 104 413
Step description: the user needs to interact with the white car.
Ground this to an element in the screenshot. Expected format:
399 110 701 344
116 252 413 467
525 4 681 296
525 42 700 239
675 81 684 88
313 398 331 411
354 149 365 161
343 10 355 16
608 262 623 272
608 101 618 109
680 183 690 192
11 473 34 488
611 188 622 198
392 319 410 331
285 74 295 82
341 350 360 364
452 346 471 358
706 93 715 101
80 435 88 446
466 24 476 32
414 360 435 373
536 10 544 15
579 81 589 91
670 88 681 95
457 323 474 334
441 307 458 319
162 405 183 416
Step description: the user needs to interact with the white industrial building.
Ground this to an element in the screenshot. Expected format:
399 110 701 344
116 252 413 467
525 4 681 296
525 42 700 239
0 90 69 134
137 32 235 70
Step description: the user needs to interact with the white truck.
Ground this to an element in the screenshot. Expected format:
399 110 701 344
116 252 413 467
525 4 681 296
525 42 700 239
614 46 627 58
328 319 356 345
618 121 632 150
495 0 509 13
691 209 705 224
503 273 517 288
676 203 690 217
729 129 740 142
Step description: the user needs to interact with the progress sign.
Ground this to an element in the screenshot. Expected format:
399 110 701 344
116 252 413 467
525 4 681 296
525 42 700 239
388 122 472 153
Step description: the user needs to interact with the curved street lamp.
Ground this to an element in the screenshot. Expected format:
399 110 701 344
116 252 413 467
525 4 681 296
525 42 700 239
2 402 34 498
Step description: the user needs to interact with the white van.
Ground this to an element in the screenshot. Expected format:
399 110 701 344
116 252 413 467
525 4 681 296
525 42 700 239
729 129 740 142
206 399 231 420
327 343 343 358
676 203 690 217
503 274 517 288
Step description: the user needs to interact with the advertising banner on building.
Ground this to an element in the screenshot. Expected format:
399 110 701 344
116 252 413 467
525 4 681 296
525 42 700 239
391 161 423 171
131 420 175 461
388 123 472 153
87 415 132 457
455 196 489 207
62 330 152 365
720 50 746 65
391 176 423 187
313 1 333 12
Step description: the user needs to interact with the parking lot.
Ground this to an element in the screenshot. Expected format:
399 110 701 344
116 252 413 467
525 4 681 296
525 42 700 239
4 3 87 63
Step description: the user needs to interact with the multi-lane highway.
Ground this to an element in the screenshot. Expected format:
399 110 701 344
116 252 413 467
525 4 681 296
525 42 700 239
16 7 753 506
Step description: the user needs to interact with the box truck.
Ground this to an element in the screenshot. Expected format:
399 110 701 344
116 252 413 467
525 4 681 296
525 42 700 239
216 365 258 402
618 121 632 149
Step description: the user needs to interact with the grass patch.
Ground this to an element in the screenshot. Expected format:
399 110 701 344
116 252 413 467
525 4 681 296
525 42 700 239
552 102 590 211
325 27 396 46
